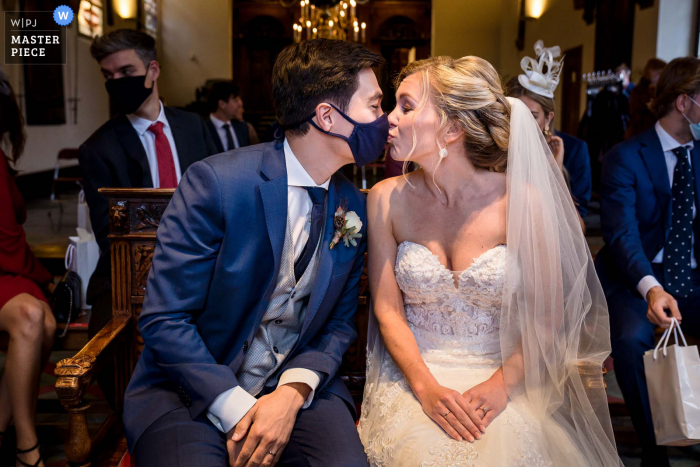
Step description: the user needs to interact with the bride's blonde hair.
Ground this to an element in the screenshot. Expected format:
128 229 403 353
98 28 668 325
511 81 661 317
397 56 511 173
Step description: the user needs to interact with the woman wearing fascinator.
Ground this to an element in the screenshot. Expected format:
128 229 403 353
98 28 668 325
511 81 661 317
358 55 621 466
507 40 592 231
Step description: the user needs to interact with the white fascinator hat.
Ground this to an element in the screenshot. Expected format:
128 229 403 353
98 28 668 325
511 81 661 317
518 40 563 98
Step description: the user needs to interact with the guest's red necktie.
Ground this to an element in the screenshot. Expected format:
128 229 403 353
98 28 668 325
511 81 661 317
147 121 177 188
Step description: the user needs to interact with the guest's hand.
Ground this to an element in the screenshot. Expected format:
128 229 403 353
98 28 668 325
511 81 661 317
229 383 310 467
463 367 508 429
646 286 681 328
546 134 565 170
416 382 484 442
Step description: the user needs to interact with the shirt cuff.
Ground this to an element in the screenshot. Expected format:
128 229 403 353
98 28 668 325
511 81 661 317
207 386 257 433
637 275 662 302
277 369 322 409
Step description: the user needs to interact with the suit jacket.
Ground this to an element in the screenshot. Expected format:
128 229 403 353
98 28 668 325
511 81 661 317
78 107 218 302
123 142 367 452
595 127 700 295
205 118 251 153
556 130 592 218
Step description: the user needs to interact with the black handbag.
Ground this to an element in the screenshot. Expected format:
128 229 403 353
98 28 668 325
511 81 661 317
50 270 81 337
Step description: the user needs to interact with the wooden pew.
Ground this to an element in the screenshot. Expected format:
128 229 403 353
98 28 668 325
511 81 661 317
54 188 370 466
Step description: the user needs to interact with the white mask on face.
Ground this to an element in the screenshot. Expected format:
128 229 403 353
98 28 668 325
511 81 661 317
681 96 700 140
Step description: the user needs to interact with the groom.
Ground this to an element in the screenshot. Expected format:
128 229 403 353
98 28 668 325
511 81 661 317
123 39 387 466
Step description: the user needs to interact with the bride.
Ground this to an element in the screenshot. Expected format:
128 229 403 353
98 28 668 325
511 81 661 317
357 56 621 466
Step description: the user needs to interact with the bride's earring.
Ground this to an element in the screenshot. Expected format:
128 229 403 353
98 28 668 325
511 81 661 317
438 141 448 160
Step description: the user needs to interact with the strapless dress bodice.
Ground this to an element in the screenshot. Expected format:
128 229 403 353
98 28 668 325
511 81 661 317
394 241 507 361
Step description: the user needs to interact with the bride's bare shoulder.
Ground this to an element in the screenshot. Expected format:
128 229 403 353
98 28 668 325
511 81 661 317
367 172 418 210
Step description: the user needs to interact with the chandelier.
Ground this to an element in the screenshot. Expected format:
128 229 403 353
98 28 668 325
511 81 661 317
284 0 370 43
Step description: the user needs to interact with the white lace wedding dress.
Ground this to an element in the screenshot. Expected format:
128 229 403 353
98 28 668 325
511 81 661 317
357 241 589 467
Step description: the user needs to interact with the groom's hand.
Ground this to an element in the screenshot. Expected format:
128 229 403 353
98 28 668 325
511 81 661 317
229 383 310 467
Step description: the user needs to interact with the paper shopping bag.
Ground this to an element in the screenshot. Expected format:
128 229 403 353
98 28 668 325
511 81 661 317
77 189 92 234
66 228 99 309
644 318 700 446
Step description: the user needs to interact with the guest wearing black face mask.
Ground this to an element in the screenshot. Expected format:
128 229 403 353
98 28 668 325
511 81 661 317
78 29 217 379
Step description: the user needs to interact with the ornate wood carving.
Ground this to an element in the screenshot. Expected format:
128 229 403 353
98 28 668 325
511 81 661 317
132 244 155 296
111 241 131 317
56 355 94 466
132 203 164 231
109 200 128 233
55 354 96 378
54 189 174 465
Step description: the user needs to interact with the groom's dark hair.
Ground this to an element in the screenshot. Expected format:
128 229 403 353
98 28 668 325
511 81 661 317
272 39 384 138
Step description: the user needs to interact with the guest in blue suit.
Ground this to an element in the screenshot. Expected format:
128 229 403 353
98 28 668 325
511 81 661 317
124 39 388 466
596 57 700 467
555 130 592 217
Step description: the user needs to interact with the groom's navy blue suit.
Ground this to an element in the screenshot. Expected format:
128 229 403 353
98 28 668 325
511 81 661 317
596 127 700 461
123 141 367 464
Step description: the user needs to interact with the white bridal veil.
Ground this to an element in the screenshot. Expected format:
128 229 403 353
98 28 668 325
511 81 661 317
499 97 620 465
361 97 621 466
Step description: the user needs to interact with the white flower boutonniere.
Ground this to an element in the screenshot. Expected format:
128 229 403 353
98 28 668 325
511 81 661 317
329 199 363 249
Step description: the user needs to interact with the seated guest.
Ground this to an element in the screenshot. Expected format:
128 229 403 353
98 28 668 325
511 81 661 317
0 69 56 467
206 81 252 152
625 58 667 139
596 57 700 467
79 29 217 363
233 95 260 146
506 41 592 221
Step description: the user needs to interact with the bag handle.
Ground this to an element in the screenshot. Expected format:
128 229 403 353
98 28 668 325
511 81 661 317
65 243 76 271
78 189 86 205
653 318 688 360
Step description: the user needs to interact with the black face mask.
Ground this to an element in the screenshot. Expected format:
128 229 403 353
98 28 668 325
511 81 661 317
105 74 154 115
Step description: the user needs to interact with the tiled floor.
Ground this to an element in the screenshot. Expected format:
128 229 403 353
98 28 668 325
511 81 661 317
6 187 700 465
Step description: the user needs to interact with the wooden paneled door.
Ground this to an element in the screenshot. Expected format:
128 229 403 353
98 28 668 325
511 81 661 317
560 46 583 136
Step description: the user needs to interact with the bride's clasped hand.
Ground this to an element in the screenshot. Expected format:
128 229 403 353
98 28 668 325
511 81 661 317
414 368 508 442
415 380 486 442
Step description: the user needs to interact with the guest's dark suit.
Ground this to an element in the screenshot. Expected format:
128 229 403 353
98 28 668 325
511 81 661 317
206 118 251 152
596 127 700 464
123 142 367 465
557 130 592 218
79 107 217 331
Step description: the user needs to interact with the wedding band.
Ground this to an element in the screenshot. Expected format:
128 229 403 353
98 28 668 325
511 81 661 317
268 451 276 456
479 406 489 413
442 411 451 417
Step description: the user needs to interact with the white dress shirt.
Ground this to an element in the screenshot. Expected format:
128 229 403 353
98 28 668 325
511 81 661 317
206 138 331 433
210 114 240 151
127 101 182 188
637 121 696 300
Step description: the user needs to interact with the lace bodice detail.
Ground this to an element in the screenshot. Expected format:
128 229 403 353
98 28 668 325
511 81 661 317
394 242 506 357
359 242 586 467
